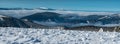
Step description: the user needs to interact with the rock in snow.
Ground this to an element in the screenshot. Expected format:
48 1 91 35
0 27 120 44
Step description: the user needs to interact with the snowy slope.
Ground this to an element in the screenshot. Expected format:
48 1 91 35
0 27 120 44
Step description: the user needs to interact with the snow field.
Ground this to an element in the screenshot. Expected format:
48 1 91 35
0 27 120 44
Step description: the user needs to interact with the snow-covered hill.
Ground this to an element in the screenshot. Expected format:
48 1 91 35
0 27 120 44
0 15 30 28
0 15 50 28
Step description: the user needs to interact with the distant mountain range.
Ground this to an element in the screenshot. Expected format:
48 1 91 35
21 12 120 27
0 8 120 29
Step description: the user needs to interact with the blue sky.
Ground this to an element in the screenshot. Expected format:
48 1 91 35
0 0 120 11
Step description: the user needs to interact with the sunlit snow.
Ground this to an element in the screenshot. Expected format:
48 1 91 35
0 27 120 44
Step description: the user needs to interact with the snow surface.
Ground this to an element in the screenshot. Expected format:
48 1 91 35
0 27 120 44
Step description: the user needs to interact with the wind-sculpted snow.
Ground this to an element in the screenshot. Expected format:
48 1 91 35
0 27 120 44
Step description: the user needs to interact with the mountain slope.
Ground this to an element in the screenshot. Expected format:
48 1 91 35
21 12 63 21
0 15 54 28
0 15 30 28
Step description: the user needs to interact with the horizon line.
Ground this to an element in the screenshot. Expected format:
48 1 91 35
0 7 120 12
